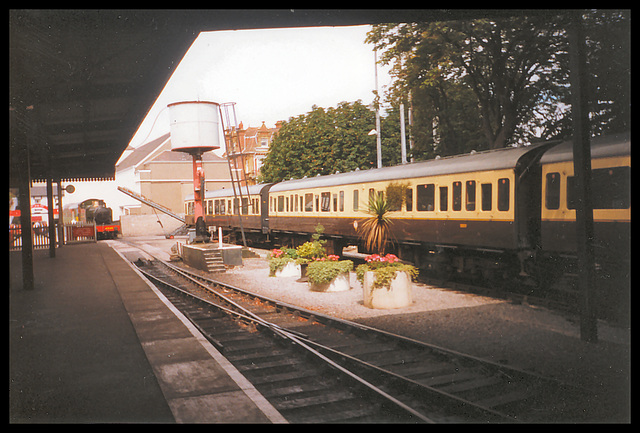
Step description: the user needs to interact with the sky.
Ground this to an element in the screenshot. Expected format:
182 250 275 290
57 25 394 218
128 25 393 151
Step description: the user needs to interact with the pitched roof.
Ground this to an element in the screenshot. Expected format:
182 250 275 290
115 133 171 171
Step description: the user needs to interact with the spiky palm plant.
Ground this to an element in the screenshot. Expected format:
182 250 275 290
357 193 393 255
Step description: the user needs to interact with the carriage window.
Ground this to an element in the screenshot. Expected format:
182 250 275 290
498 178 510 211
567 166 630 210
440 187 448 211
332 194 338 212
220 199 225 215
241 197 249 215
466 181 476 211
353 190 359 212
481 183 492 211
304 193 314 212
405 188 413 212
277 196 285 212
545 173 560 210
207 200 213 215
321 192 331 212
294 194 298 212
417 184 435 211
339 191 345 212
452 182 462 211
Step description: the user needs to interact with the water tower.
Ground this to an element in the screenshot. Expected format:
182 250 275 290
168 101 221 243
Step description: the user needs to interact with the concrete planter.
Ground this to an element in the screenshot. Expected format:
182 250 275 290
363 271 412 309
275 261 301 278
308 272 351 292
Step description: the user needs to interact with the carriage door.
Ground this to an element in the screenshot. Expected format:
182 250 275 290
260 184 274 234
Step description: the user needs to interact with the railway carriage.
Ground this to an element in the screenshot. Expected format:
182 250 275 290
266 142 554 263
538 133 630 319
185 134 630 320
540 133 630 255
185 183 273 242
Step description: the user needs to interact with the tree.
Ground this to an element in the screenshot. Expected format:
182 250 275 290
368 11 630 151
368 15 571 151
258 101 381 183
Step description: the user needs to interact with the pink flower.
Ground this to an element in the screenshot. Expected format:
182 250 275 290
365 253 399 264
365 254 381 263
385 254 398 263
271 249 283 258
327 255 340 261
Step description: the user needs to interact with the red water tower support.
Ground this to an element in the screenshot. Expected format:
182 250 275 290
168 101 221 243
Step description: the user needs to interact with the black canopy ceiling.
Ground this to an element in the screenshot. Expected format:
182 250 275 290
9 9 549 184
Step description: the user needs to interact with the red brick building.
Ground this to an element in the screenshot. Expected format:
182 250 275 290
224 121 282 186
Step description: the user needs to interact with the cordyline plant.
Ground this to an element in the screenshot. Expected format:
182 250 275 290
356 192 418 289
357 193 394 255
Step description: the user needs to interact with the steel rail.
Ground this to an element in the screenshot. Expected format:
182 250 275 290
127 242 593 423
150 258 514 422
136 261 434 423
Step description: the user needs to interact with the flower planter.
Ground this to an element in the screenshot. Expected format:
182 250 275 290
308 272 351 292
275 262 301 278
363 270 412 309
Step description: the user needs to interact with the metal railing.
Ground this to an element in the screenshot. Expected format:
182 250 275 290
9 223 97 251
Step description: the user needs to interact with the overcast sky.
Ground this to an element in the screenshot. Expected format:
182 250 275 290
129 25 393 149
60 25 393 216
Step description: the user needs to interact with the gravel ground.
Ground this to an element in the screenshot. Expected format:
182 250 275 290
122 237 631 422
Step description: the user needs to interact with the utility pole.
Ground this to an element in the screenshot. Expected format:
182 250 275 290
374 50 382 169
400 103 407 164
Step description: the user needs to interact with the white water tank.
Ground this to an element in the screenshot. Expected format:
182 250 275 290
168 101 221 152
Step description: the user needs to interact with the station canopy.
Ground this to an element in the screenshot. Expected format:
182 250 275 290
9 9 546 184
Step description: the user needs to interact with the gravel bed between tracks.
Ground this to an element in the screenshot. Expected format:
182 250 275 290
197 252 578 335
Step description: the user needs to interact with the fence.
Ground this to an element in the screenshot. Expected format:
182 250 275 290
9 223 97 251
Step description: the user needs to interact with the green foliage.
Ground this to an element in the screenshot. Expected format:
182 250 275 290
295 224 328 263
268 257 294 276
357 193 393 255
296 241 326 263
355 253 418 290
385 181 409 211
267 248 298 276
368 12 630 150
259 101 400 183
356 263 418 290
306 260 354 285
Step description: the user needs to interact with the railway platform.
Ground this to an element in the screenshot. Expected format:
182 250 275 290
9 241 285 424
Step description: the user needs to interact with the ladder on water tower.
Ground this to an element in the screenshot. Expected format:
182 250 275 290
219 102 253 247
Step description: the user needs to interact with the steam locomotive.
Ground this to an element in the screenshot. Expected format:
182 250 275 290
67 199 121 240
186 133 630 320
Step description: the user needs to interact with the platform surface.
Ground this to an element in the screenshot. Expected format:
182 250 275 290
9 242 284 424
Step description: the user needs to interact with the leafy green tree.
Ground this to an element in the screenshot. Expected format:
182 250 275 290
368 15 571 151
368 11 630 152
259 101 383 183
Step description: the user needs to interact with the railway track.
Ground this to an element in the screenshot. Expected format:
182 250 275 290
130 249 594 423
